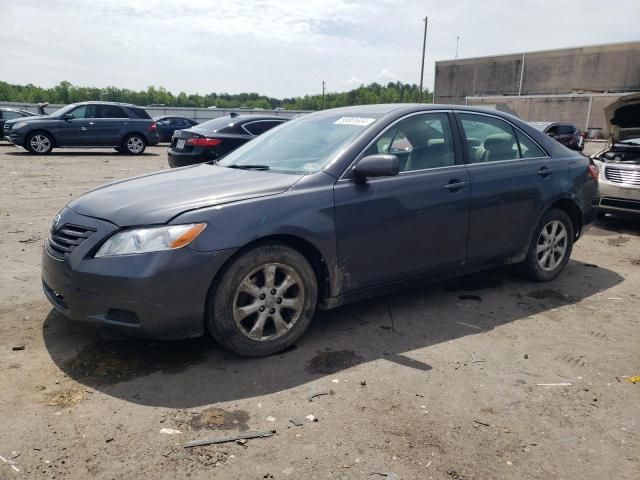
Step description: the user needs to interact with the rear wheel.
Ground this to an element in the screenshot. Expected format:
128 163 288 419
122 134 146 155
207 244 318 357
518 209 574 282
25 132 54 154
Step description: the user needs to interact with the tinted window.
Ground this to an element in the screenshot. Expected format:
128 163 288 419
459 114 519 163
97 105 127 118
243 120 284 135
175 118 191 127
2 111 27 120
558 124 576 135
515 130 547 158
197 116 237 132
128 107 151 119
365 112 455 171
69 105 97 119
546 125 559 136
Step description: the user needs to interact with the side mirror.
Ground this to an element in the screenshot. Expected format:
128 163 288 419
63 113 74 120
352 154 400 181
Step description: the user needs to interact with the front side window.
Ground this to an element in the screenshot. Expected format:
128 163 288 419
364 112 455 171
69 105 97 119
558 124 576 135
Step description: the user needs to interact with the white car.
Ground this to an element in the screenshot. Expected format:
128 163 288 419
592 93 640 216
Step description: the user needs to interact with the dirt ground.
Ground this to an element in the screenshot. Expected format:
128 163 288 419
0 142 638 480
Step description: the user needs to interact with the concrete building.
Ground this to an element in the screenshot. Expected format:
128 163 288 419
433 41 640 136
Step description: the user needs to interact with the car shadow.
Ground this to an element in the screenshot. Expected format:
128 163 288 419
4 150 160 157
42 260 623 408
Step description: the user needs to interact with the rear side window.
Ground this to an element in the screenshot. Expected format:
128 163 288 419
243 120 284 135
127 107 151 119
97 105 128 118
458 113 546 163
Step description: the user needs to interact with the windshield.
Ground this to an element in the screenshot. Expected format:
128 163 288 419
217 111 382 173
49 104 78 117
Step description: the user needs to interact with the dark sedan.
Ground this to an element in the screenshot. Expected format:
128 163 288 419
3 101 159 154
42 104 598 357
529 121 584 151
167 115 287 167
0 107 38 134
153 115 198 142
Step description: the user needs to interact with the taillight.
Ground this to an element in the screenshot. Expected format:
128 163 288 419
588 164 599 180
149 122 157 132
186 137 222 147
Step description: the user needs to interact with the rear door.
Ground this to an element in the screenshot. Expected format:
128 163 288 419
89 105 129 146
333 111 470 291
455 112 554 263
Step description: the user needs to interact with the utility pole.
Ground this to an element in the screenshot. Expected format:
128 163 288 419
418 16 428 103
322 81 326 110
455 36 460 58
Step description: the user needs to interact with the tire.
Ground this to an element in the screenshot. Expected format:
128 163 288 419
122 134 146 155
518 208 574 282
25 132 54 154
207 243 318 357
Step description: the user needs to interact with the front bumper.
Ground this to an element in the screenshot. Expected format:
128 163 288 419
3 129 25 145
598 180 640 215
41 207 235 339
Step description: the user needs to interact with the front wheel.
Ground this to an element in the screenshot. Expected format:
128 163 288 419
25 132 54 154
518 208 574 282
207 244 318 357
122 134 146 155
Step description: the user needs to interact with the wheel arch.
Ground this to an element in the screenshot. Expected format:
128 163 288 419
25 129 57 148
547 197 582 240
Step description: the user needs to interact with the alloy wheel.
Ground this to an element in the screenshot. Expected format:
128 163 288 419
536 220 568 271
30 134 51 153
233 262 305 341
126 136 144 153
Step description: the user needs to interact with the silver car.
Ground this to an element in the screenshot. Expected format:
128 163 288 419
592 93 640 216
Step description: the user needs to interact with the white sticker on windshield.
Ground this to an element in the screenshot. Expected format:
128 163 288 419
334 117 376 126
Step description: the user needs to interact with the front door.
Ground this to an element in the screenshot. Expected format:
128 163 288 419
54 104 96 146
454 112 557 263
333 112 470 292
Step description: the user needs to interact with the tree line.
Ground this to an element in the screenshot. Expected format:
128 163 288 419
0 80 433 110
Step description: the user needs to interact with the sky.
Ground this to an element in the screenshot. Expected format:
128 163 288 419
0 0 638 98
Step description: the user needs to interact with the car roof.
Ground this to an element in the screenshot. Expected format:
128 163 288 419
153 115 194 120
231 115 288 122
70 101 139 107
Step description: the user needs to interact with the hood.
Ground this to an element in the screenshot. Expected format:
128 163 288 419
4 115 49 125
68 164 302 226
604 92 640 142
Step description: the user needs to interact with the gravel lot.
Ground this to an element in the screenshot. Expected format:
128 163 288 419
0 142 638 480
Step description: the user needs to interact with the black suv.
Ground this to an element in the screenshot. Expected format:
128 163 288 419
3 102 159 155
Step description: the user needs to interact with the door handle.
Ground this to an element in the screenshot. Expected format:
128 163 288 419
444 180 467 191
537 167 554 177
88 121 95 125
80 127 87 131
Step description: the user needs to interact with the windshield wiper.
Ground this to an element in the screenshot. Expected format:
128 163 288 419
225 164 271 171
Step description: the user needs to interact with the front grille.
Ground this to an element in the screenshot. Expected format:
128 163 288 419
600 197 640 211
605 166 640 186
46 224 95 259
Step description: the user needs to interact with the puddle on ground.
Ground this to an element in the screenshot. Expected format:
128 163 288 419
189 407 250 431
64 338 210 385
527 288 574 302
305 350 365 375
607 237 630 247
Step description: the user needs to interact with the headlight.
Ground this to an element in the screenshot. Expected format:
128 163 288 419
11 121 28 130
95 223 206 257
